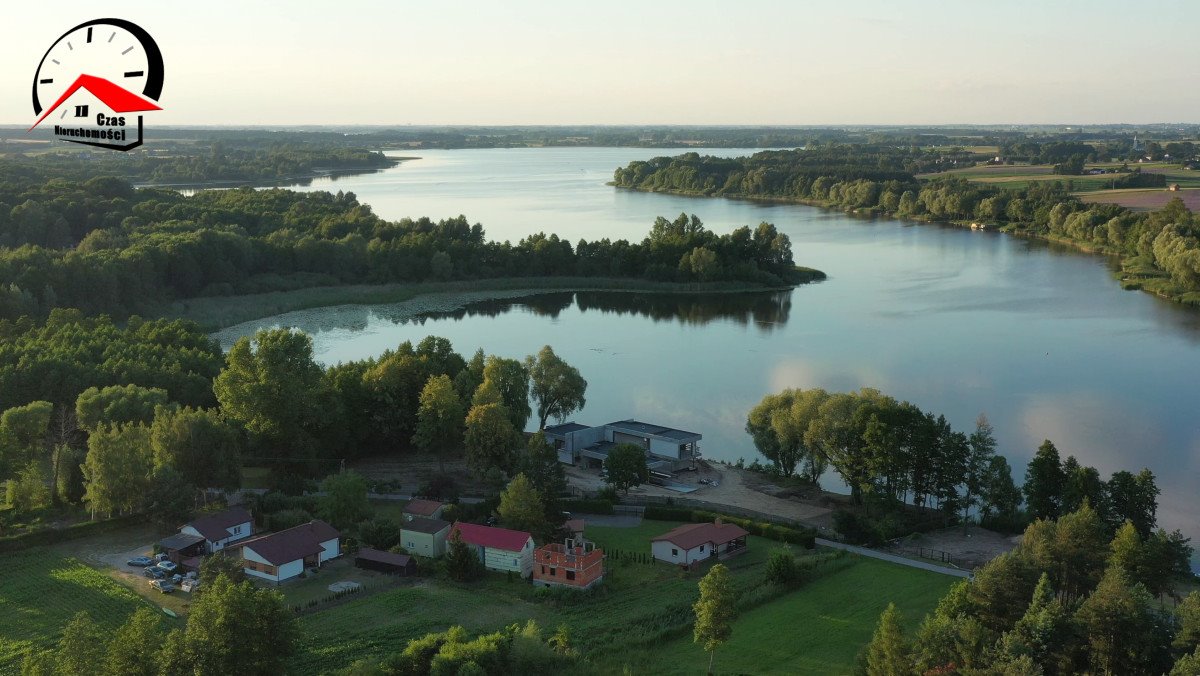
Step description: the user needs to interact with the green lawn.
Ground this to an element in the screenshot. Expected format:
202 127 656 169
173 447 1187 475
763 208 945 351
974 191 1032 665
611 557 956 675
0 548 172 670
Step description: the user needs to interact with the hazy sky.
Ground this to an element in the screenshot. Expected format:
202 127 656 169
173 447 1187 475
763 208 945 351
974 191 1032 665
2 0 1197 126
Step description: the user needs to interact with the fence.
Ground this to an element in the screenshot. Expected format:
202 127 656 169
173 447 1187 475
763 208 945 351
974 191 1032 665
896 546 962 569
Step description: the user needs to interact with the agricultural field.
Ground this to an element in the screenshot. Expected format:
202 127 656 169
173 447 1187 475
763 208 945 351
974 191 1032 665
0 547 169 671
288 519 948 674
920 162 1200 193
1081 188 1200 212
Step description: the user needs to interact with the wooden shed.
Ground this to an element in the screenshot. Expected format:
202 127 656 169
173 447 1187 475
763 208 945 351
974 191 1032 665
354 547 417 576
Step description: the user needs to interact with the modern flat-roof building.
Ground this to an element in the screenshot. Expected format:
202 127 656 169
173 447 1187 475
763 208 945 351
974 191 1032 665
543 419 702 472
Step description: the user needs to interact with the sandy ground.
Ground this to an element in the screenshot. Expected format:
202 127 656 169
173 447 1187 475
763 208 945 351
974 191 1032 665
564 462 835 530
885 526 1020 570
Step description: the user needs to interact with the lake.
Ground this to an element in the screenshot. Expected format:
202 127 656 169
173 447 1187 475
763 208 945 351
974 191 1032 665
218 147 1200 543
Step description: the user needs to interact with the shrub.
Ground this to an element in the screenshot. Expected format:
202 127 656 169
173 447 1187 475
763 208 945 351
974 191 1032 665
267 508 313 532
358 518 403 550
765 547 800 586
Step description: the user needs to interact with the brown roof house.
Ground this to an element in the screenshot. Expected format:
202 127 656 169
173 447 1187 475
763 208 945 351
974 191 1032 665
178 507 253 554
355 548 417 576
650 521 748 567
237 520 341 584
402 499 445 521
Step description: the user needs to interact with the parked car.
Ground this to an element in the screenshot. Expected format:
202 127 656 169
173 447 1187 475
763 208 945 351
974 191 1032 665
180 579 201 593
150 579 175 593
156 561 178 573
126 556 154 567
154 553 169 562
142 567 165 579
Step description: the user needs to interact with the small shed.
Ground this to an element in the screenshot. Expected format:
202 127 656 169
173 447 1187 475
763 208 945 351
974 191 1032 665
355 548 417 576
158 532 205 564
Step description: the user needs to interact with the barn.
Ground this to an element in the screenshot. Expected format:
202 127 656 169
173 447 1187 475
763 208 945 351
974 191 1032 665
354 548 417 576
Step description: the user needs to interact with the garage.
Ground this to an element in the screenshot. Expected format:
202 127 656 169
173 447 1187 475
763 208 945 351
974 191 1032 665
354 548 417 576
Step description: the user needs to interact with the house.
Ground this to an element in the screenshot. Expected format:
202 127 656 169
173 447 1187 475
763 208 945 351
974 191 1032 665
532 537 604 590
1169 183 1181 191
237 520 341 584
543 419 702 472
400 517 451 558
651 521 749 566
402 499 445 521
563 518 586 540
451 522 535 578
157 532 206 566
179 507 253 554
355 548 417 576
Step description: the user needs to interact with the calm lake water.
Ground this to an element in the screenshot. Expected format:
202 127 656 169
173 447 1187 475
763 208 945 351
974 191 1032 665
220 148 1200 543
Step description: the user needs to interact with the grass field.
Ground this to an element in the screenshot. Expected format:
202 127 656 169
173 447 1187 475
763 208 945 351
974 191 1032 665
615 557 955 675
920 162 1200 194
287 519 953 674
0 548 168 671
1081 188 1200 212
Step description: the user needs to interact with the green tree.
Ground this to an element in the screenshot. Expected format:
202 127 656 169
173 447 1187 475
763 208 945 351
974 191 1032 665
1020 503 1108 603
1175 592 1200 654
1024 440 1065 520
214 328 327 471
55 611 107 676
1107 520 1144 582
497 473 548 538
318 469 371 529
150 406 241 491
5 460 51 512
412 375 464 472
82 423 152 518
199 551 247 585
968 551 1041 632
603 443 649 494
464 403 518 478
0 400 52 478
144 465 195 530
480 356 531 431
1075 566 1165 676
446 528 483 582
1172 649 1200 676
525 346 587 429
962 414 998 533
764 547 799 586
54 444 86 505
453 349 486 403
693 563 736 675
1061 457 1105 517
516 431 567 505
177 573 297 675
105 607 162 676
996 573 1075 673
74 384 169 432
1106 469 1159 537
865 603 910 676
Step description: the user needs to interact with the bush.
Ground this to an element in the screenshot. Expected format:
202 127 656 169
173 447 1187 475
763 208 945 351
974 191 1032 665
357 519 403 550
267 508 313 532
417 474 459 501
765 547 799 586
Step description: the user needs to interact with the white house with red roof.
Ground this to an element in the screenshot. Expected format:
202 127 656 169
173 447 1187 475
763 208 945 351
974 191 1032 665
651 521 749 566
236 520 341 584
451 521 535 578
178 507 254 554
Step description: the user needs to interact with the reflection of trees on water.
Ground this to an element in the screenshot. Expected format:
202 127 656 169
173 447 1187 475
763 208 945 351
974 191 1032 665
408 290 793 330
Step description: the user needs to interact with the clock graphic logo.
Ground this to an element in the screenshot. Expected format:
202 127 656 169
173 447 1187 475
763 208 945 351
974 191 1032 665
28 18 164 151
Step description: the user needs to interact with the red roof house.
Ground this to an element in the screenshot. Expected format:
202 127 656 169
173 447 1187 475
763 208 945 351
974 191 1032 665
450 522 535 577
651 521 749 566
236 520 341 584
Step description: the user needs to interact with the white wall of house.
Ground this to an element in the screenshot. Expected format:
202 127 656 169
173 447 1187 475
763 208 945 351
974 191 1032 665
180 521 253 553
651 540 710 565
481 538 534 577
318 538 340 563
242 547 303 583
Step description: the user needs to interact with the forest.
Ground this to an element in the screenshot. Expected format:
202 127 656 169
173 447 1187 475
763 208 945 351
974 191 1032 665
0 160 807 320
613 145 1200 305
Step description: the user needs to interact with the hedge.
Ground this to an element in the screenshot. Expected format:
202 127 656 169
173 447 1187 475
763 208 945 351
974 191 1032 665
642 506 816 549
0 514 146 554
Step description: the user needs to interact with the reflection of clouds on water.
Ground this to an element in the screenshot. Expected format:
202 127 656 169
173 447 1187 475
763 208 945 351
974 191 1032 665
767 357 891 395
1017 390 1167 473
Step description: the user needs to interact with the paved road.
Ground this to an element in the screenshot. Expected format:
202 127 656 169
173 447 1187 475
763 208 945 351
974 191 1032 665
816 538 972 578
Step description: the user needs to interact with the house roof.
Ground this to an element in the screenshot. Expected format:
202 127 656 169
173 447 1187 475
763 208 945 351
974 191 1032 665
356 548 414 568
605 419 701 441
564 519 585 534
543 422 590 435
239 520 340 566
159 532 205 551
403 499 444 516
451 521 532 552
30 74 161 131
652 522 748 550
401 517 451 535
184 507 253 542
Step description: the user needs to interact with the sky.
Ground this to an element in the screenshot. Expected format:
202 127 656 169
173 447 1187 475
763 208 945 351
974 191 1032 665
1 0 1197 127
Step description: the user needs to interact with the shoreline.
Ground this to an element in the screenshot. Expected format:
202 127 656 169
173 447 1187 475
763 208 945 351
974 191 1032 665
165 275 820 333
613 184 1200 309
132 157 416 191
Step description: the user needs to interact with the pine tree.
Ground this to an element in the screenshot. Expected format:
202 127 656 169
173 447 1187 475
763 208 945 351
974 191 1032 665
866 603 910 676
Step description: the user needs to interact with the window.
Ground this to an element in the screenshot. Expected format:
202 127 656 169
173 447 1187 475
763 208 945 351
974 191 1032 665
550 567 557 576
671 548 678 557
566 570 576 581
231 525 242 535
699 545 705 553
513 558 519 566
541 565 546 574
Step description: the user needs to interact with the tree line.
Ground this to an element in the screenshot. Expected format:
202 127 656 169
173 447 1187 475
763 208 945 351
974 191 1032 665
0 162 806 319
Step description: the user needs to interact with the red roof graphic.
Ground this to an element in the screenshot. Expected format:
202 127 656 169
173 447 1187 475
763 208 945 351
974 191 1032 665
451 521 533 552
29 73 161 131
